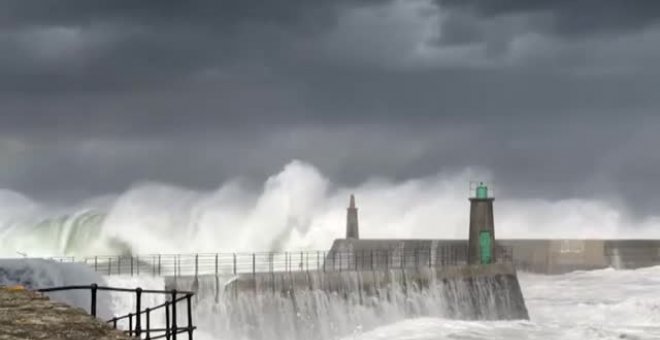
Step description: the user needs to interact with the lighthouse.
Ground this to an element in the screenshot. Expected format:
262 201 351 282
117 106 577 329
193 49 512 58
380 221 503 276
346 194 359 239
468 182 495 265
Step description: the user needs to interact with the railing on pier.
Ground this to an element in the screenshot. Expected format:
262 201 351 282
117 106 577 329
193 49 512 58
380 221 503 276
49 245 513 278
37 284 196 340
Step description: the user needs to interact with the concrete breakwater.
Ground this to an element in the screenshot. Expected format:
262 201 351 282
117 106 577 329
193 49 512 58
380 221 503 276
326 238 660 275
499 239 660 274
166 262 528 340
55 238 660 279
222 263 525 319
162 241 528 324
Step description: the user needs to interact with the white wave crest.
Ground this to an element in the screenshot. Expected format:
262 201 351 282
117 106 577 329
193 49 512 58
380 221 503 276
1 160 660 257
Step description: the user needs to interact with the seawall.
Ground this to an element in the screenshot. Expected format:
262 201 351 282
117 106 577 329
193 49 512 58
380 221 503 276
326 238 660 274
165 262 528 339
495 239 660 273
223 262 528 320
55 239 660 278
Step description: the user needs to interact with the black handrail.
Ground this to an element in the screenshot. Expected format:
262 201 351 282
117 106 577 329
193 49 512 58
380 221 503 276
49 245 515 278
37 284 196 340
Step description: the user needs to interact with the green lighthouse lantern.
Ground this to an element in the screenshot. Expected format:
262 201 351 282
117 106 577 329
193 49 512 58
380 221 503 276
476 182 488 199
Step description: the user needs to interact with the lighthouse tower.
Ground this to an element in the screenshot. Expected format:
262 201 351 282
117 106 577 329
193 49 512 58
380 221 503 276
346 194 359 239
468 182 495 265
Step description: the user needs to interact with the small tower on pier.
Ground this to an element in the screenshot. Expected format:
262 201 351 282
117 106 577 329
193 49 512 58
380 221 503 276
468 182 495 265
346 194 359 239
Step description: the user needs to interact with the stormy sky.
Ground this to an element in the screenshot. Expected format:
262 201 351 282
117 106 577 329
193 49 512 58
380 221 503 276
1 0 660 218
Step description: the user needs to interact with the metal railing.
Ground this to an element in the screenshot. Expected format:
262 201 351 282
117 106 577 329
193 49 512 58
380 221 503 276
37 284 196 339
50 246 513 278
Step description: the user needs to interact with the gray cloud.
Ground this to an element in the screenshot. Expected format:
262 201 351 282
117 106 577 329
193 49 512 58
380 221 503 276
437 0 660 37
0 0 660 219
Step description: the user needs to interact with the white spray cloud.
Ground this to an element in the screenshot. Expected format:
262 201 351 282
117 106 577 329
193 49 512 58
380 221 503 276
0 160 659 257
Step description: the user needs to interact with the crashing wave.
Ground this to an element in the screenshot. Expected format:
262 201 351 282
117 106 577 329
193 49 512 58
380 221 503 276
1 210 131 257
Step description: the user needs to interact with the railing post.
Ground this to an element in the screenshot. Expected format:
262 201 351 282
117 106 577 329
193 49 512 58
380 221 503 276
362 250 366 269
428 248 432 268
252 253 256 277
384 251 388 269
145 308 151 340
195 254 199 278
165 302 171 340
371 250 374 270
172 256 176 279
269 253 273 273
215 261 220 303
90 283 97 317
316 251 320 271
118 256 122 275
135 287 142 337
128 313 133 336
233 253 237 275
177 254 181 278
187 293 193 340
94 256 98 272
158 254 162 276
112 317 117 329
171 290 178 340
215 253 219 277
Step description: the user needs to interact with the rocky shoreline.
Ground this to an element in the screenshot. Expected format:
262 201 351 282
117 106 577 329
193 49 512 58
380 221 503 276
0 286 132 340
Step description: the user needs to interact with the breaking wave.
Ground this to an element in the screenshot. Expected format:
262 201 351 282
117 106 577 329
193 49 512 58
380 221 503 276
1 160 660 258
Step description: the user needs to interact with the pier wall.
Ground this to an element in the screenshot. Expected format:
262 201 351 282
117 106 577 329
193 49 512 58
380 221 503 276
499 239 660 273
220 263 528 320
162 239 528 322
165 263 527 339
328 239 660 274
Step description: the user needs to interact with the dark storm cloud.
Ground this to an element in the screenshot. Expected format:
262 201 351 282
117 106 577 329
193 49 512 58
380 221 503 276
0 1 323 91
0 0 386 92
438 0 660 37
0 0 353 28
0 0 660 220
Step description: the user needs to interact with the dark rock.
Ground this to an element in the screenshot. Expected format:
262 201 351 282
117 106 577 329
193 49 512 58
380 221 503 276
0 287 132 340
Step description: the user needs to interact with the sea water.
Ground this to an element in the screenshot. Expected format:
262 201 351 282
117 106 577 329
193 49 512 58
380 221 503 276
102 266 660 340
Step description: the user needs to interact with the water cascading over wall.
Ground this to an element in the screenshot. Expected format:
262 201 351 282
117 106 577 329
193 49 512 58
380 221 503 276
166 262 528 340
